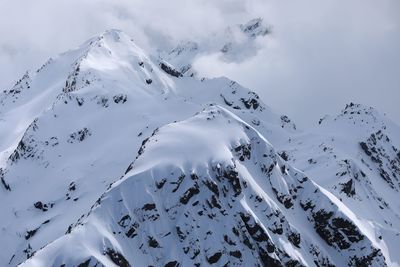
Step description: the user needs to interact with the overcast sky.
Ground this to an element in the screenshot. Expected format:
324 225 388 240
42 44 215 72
0 0 399 127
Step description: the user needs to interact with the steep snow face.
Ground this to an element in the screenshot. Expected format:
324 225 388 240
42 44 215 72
0 30 295 266
159 18 270 76
20 106 386 267
280 103 400 265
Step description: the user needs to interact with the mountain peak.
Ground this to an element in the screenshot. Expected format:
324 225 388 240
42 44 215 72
102 28 125 38
97 29 138 47
82 29 132 47
342 102 375 114
61 29 176 95
240 17 271 38
317 102 390 136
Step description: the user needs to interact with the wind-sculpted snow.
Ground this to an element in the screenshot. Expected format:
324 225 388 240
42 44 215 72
20 106 386 266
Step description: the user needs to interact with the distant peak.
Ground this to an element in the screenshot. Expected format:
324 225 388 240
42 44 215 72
103 28 124 35
340 102 378 117
240 17 271 38
336 102 387 127
319 102 388 132
317 102 381 123
77 29 134 53
58 29 175 95
101 29 129 42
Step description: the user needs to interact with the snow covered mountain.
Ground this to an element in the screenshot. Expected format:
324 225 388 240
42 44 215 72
0 29 399 266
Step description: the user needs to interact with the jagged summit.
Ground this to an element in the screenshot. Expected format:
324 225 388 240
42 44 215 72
335 102 384 124
240 18 271 38
63 33 174 95
316 102 399 141
1 30 143 105
101 28 128 40
77 29 130 48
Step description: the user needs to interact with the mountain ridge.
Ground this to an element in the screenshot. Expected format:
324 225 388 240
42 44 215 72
19 105 387 266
